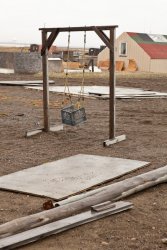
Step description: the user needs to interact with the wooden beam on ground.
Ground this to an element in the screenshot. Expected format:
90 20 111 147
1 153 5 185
25 125 63 137
51 166 167 207
41 29 59 55
0 165 166 239
0 201 132 250
25 128 43 137
104 135 126 147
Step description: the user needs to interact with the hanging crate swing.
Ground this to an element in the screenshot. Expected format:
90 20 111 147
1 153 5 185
61 29 87 126
61 104 86 126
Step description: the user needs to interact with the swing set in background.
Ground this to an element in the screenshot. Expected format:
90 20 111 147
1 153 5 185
27 25 126 146
61 29 87 126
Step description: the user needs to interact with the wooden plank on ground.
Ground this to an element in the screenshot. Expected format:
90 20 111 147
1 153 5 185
0 166 166 239
0 201 133 250
0 80 55 86
25 125 63 137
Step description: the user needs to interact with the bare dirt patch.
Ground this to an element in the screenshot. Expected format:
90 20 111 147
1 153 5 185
0 72 167 249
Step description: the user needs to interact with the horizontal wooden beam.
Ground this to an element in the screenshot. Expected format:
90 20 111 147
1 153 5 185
39 25 118 32
41 29 59 55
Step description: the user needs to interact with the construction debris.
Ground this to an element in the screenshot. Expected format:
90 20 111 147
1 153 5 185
116 61 124 71
0 165 166 238
0 201 133 250
0 80 55 86
63 61 81 69
26 85 167 99
97 60 124 71
127 59 138 72
97 60 109 70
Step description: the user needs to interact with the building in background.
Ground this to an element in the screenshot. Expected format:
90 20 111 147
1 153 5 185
98 32 167 73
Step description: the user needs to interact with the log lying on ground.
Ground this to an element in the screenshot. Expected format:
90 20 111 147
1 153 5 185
0 165 166 239
55 175 167 206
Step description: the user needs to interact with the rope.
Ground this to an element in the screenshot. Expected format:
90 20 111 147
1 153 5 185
62 29 87 110
76 30 86 109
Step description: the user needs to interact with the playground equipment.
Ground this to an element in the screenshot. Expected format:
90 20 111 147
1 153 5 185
61 30 87 126
27 25 126 146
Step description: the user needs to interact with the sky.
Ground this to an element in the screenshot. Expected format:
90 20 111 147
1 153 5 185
0 0 167 47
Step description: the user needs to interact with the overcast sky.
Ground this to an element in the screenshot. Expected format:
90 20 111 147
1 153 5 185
0 0 166 47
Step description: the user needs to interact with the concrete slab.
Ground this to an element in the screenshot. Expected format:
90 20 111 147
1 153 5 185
26 85 167 99
0 154 149 200
0 68 14 74
0 80 55 86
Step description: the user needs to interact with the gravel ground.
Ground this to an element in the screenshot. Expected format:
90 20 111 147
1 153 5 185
0 72 167 249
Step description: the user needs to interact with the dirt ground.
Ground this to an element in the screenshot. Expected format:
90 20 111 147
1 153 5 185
0 72 167 250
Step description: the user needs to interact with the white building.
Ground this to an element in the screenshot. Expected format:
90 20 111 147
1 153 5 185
98 32 167 73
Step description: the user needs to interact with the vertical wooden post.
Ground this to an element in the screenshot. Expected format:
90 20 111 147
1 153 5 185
109 28 115 139
42 31 50 132
91 59 94 72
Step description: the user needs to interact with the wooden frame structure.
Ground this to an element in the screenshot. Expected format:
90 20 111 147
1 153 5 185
38 25 126 146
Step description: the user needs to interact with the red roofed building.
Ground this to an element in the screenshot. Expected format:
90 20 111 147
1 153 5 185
98 32 167 73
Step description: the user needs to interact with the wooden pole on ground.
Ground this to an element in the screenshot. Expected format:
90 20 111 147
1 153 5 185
0 166 166 238
42 31 50 132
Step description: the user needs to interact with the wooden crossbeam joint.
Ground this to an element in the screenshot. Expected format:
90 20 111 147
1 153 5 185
41 29 59 55
93 26 114 52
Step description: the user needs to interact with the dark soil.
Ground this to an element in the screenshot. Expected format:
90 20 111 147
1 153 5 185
0 72 167 249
